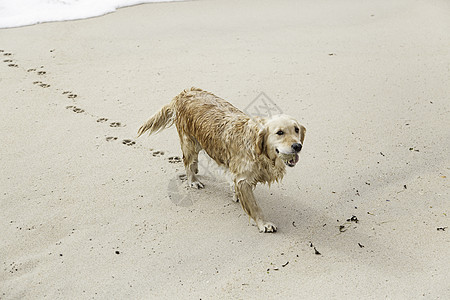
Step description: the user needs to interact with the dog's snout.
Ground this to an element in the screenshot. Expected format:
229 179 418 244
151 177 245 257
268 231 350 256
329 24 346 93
292 143 302 152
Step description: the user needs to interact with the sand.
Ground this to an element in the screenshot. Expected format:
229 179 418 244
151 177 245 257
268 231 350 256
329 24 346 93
1 0 449 298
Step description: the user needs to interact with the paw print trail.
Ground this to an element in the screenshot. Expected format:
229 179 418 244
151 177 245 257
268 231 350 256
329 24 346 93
1 49 143 151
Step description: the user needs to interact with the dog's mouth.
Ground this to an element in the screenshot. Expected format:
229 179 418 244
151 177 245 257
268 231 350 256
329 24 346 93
276 149 300 167
286 153 299 167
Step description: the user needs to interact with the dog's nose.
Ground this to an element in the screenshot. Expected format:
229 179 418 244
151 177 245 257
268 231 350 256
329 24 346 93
292 143 302 152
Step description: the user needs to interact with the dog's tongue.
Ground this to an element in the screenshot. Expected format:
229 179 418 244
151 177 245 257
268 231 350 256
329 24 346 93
289 153 299 166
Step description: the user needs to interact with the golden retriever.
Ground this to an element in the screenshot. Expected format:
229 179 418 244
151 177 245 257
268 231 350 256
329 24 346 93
137 88 306 232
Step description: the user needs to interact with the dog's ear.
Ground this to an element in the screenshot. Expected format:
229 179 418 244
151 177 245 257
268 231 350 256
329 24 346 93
300 125 306 144
256 128 268 156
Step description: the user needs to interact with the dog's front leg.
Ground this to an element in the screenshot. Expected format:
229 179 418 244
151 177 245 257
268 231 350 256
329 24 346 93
235 180 277 233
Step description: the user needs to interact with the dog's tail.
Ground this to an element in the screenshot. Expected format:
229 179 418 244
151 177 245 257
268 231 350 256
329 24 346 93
137 99 176 137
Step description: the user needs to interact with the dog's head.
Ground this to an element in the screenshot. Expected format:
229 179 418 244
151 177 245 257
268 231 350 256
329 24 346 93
256 115 306 167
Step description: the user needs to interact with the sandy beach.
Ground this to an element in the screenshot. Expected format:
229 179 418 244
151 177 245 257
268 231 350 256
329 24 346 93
1 0 449 298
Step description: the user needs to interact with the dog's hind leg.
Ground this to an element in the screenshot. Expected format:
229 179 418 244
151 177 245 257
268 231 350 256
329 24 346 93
179 134 204 189
235 179 277 233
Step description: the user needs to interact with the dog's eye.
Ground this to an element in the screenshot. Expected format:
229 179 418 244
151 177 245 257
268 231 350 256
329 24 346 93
294 127 299 134
276 130 284 135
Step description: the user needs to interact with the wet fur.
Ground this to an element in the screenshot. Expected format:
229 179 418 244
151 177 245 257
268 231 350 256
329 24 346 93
138 87 305 232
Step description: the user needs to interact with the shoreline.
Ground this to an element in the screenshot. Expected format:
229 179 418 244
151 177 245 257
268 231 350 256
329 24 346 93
0 0 183 29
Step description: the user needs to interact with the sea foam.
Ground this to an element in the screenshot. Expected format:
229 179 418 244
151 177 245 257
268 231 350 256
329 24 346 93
0 0 180 29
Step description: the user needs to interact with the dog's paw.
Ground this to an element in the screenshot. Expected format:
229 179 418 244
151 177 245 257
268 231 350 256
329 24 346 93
258 222 277 233
190 181 204 189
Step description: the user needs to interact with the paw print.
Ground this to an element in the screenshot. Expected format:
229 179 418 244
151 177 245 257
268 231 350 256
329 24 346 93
122 139 136 146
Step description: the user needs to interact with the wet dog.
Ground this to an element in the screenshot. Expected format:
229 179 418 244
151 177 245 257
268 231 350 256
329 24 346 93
138 88 305 232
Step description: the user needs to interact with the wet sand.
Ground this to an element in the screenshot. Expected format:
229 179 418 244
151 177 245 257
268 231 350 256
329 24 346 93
0 0 449 298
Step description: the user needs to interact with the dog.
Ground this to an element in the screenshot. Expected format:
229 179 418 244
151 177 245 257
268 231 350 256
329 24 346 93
137 88 306 232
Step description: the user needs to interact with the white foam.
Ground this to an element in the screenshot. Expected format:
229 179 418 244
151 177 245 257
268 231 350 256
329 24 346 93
0 0 181 29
